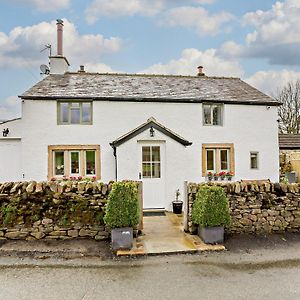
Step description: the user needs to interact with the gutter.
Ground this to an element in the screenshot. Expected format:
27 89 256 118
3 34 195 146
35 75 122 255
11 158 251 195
110 144 118 181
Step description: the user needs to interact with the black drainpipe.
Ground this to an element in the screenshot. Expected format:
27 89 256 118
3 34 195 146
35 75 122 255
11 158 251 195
110 144 118 181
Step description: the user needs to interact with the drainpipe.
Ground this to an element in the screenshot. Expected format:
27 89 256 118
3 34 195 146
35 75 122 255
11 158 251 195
110 144 118 181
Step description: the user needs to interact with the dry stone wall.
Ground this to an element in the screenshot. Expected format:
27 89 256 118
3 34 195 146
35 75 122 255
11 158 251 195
187 182 300 234
0 181 113 241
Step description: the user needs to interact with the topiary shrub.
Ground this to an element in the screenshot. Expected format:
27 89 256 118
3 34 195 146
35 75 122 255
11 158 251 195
192 185 230 227
104 182 139 229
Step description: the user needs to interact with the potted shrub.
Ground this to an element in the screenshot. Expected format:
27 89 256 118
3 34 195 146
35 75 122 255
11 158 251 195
104 181 139 251
172 189 183 214
192 185 230 244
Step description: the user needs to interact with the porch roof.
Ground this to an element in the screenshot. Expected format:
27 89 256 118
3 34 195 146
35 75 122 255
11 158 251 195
110 117 193 147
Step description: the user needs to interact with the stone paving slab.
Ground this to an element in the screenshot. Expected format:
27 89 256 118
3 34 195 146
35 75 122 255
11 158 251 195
117 212 225 256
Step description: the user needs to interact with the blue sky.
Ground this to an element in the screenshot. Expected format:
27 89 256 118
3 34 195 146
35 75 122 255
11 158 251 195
1 0 300 120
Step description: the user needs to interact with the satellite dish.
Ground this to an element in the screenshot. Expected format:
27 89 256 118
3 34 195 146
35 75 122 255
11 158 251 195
40 64 50 75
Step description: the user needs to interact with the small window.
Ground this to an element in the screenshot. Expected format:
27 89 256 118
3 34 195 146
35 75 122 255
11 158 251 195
203 104 223 126
250 152 259 169
142 146 161 179
58 101 92 125
220 149 229 171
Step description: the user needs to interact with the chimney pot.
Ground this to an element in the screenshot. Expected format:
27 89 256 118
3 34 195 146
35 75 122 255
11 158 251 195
56 19 64 56
79 65 85 73
197 66 205 76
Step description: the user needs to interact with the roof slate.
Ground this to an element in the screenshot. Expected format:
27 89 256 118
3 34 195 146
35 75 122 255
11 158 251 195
21 72 279 105
279 134 300 149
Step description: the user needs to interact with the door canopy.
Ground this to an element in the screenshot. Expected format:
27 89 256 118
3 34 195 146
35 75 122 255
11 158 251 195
110 117 192 148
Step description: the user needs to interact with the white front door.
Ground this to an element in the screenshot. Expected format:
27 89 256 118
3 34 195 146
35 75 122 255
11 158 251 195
139 142 165 209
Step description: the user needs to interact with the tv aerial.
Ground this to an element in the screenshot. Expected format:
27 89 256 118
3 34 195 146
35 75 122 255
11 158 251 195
40 64 50 75
40 44 52 56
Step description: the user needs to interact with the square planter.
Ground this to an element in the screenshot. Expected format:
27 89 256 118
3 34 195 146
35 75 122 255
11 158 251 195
111 227 133 251
198 226 224 244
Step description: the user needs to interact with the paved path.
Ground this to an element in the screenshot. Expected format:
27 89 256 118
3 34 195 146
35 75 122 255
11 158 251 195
118 213 224 256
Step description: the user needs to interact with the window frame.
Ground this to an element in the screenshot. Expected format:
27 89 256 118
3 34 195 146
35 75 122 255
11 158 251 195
202 103 224 126
48 145 100 180
250 152 259 170
57 100 93 125
202 143 234 176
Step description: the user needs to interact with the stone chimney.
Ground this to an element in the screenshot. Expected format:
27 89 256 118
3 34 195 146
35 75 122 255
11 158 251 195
49 19 70 75
197 66 205 76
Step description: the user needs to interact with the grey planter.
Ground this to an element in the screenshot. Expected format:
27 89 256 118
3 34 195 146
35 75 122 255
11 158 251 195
111 227 133 251
198 226 224 244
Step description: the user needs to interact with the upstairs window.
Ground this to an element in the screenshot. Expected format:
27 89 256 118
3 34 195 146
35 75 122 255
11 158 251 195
58 101 92 125
203 104 223 126
250 152 259 169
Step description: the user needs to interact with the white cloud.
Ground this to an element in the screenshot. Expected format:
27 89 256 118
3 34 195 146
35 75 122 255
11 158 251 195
83 62 120 73
0 96 21 121
0 19 122 71
85 0 216 23
220 0 300 65
162 6 233 36
10 0 70 12
141 48 244 77
245 69 300 96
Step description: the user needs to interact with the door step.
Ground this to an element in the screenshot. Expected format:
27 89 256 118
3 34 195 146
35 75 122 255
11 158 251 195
143 209 166 217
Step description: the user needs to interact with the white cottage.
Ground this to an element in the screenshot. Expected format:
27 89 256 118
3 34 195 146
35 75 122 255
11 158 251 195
0 20 280 210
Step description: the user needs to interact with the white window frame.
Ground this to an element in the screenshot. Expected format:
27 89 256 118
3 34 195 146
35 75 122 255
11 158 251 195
206 149 216 173
203 103 223 126
69 151 81 176
85 150 96 176
53 151 65 177
220 149 230 171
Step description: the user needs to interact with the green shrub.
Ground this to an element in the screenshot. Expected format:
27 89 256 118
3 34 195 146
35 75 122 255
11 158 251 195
192 185 230 227
104 182 139 229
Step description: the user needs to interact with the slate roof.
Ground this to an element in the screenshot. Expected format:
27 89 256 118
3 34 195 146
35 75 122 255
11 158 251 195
279 134 300 149
110 117 192 147
20 72 279 106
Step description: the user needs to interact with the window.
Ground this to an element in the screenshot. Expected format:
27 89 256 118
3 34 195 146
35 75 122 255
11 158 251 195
203 104 223 126
48 145 100 179
202 144 234 176
142 146 161 178
58 101 92 125
250 152 259 169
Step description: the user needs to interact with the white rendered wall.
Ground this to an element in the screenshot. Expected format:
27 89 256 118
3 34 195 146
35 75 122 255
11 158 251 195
0 100 279 207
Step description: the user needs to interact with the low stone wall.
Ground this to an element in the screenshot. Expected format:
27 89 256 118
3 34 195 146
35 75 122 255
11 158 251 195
0 181 113 240
187 182 300 234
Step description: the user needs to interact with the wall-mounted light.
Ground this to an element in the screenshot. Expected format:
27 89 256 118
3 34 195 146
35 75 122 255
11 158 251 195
2 128 9 137
149 126 155 137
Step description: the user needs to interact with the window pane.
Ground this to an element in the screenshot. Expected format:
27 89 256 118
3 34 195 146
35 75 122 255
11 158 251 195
142 147 151 162
60 103 69 123
203 105 211 125
206 150 214 171
251 153 258 169
142 163 151 178
152 146 160 162
220 149 229 170
152 163 161 178
86 151 96 175
71 103 80 108
70 152 80 174
54 151 64 176
213 105 222 125
71 108 80 124
82 103 91 123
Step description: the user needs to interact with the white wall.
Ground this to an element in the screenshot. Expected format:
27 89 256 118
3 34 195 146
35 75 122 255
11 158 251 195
0 99 279 208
